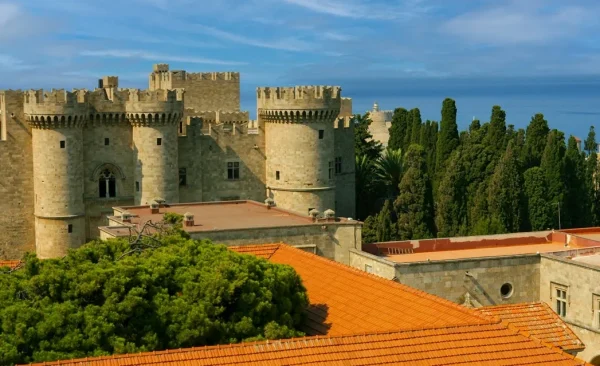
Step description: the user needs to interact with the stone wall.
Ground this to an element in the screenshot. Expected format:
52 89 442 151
540 255 600 362
170 71 240 112
188 222 361 263
82 122 134 239
198 123 266 202
0 91 35 259
348 249 396 279
334 118 356 218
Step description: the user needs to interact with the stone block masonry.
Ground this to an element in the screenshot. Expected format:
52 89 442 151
0 65 357 259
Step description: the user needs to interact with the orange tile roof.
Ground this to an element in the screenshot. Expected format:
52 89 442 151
230 244 490 336
27 323 588 365
477 302 585 352
0 260 21 269
19 244 590 366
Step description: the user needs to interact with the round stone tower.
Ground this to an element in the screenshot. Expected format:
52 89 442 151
258 86 341 215
127 89 184 205
25 89 88 258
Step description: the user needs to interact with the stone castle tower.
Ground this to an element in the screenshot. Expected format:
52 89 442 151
0 64 355 259
258 86 341 214
368 102 393 147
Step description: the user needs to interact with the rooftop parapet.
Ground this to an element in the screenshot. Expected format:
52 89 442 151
256 86 342 111
153 64 169 72
124 88 185 114
23 89 89 116
170 71 239 81
191 110 249 124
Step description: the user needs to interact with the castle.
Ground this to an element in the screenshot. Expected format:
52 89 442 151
0 64 356 259
367 102 393 147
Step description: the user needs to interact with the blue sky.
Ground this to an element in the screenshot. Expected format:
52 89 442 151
1 0 600 128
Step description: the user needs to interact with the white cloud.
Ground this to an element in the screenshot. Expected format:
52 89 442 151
282 0 429 20
192 25 314 52
80 50 247 66
442 4 591 45
0 54 33 70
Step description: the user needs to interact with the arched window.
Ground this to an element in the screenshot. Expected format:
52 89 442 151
98 169 116 198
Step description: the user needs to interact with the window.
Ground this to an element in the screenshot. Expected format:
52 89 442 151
365 264 373 273
68 224 73 233
276 171 280 180
318 130 324 139
179 168 187 186
179 121 183 135
500 283 513 299
98 169 116 198
104 138 110 146
135 181 140 192
157 138 162 146
227 162 240 180
328 161 333 179
60 140 65 148
335 157 342 175
551 283 568 317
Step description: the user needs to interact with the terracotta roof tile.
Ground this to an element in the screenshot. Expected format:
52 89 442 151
477 302 585 352
230 244 491 336
25 323 589 365
0 260 21 269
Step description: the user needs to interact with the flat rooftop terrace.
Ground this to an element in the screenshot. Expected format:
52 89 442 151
385 242 568 263
101 200 354 237
365 230 600 263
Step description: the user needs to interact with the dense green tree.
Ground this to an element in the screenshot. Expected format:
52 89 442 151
523 167 552 231
585 126 597 155
375 148 403 199
435 149 467 237
419 120 438 180
408 108 422 146
485 105 507 157
435 98 459 174
0 224 308 365
388 108 409 151
354 113 383 161
361 216 378 244
487 141 523 233
540 129 566 228
564 136 590 228
395 144 435 239
524 114 550 168
355 155 378 220
375 200 395 242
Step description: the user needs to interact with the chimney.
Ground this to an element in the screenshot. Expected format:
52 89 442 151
264 197 275 209
184 212 194 227
150 202 159 214
309 209 320 222
121 212 133 223
324 209 336 222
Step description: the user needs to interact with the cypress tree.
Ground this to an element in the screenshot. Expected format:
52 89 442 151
540 129 566 229
524 113 550 168
409 108 422 145
485 105 507 157
523 167 552 231
388 108 409 151
354 113 383 161
563 136 589 228
395 144 435 239
585 126 597 155
435 98 459 173
419 120 438 180
487 141 523 232
375 200 395 242
435 149 467 237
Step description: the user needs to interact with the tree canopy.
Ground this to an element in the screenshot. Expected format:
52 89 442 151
0 220 308 365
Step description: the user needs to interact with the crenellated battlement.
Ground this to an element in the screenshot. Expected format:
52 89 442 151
334 116 353 129
170 71 239 81
191 110 249 124
256 86 342 112
123 89 184 103
24 89 89 123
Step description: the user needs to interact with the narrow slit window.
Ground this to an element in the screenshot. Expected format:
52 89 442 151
104 138 110 146
318 130 324 139
157 138 162 146
136 181 140 192
60 140 66 148
68 224 73 233
328 161 333 179
179 168 187 186
335 157 342 175
276 171 280 180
